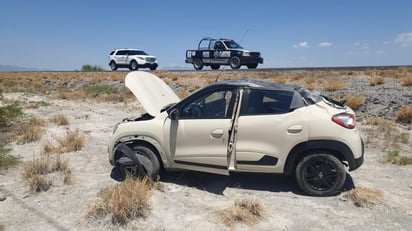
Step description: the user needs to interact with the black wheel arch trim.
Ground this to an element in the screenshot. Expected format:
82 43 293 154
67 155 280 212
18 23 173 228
284 139 363 175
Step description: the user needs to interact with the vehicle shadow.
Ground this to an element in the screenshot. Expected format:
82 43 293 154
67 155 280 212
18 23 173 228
159 171 355 196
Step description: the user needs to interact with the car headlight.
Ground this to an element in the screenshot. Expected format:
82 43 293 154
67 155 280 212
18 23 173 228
242 51 250 56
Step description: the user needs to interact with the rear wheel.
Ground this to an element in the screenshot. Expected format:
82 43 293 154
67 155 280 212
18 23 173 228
193 58 204 70
210 64 220 70
229 56 241 69
110 61 117 71
129 60 138 70
295 154 346 196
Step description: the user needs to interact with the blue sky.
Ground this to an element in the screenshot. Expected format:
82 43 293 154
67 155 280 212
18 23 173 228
0 0 411 70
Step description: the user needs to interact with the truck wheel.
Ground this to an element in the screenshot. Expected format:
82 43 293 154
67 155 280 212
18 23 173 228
295 154 346 196
229 56 241 69
247 64 258 69
129 60 138 70
193 58 204 70
210 65 220 70
110 61 117 71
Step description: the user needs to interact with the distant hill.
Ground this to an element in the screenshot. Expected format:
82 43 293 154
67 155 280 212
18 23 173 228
0 64 46 72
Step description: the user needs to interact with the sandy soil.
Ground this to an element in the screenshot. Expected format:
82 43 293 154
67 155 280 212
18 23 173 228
1 83 412 231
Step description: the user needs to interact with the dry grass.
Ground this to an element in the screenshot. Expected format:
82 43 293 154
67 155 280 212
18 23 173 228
344 186 383 207
369 76 385 86
323 81 345 91
386 149 412 165
17 117 47 144
396 105 412 124
86 177 153 225
221 199 265 227
345 95 365 110
43 130 85 154
401 75 412 86
22 154 72 192
51 114 69 126
362 117 387 125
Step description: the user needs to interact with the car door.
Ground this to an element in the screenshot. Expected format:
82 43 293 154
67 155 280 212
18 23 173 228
165 88 237 175
115 50 127 64
234 89 308 173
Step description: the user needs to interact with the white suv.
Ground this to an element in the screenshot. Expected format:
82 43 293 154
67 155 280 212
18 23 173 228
108 49 158 71
108 71 364 196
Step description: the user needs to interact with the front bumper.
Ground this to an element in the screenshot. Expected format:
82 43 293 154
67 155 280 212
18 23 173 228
240 56 264 64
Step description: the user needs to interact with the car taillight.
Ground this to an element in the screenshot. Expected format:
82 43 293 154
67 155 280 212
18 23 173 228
332 113 355 129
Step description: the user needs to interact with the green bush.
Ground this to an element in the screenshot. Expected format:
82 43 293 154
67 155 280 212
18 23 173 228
0 102 23 126
0 144 19 170
81 64 105 72
85 84 118 95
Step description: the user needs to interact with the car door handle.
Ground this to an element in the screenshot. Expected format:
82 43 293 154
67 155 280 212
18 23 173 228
210 129 224 138
287 125 303 134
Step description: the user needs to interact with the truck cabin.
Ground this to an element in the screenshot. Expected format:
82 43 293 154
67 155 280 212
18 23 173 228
197 37 244 50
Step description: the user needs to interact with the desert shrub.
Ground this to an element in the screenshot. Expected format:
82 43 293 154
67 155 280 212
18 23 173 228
81 64 104 72
0 102 23 126
386 149 412 165
396 105 412 124
43 130 85 154
323 81 345 91
344 186 383 207
22 155 71 192
17 117 47 144
0 144 19 170
221 199 265 227
51 114 69 126
85 84 118 95
86 177 152 225
363 117 387 125
369 76 384 86
345 95 365 110
401 75 412 86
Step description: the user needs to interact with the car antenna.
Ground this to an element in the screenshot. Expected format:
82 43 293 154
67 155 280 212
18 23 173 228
239 29 249 44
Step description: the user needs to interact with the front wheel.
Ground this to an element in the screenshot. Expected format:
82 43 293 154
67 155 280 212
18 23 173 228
129 60 138 70
123 145 160 180
295 154 346 196
193 58 204 70
229 56 241 69
150 65 157 71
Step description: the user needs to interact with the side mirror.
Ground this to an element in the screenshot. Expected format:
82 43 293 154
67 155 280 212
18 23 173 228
168 108 180 120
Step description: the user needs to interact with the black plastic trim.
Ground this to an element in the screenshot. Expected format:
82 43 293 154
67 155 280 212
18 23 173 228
174 160 227 170
237 155 278 165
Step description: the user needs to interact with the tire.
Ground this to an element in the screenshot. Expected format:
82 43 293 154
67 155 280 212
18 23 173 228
110 61 117 71
129 60 138 70
124 145 160 180
229 56 241 69
295 154 346 196
210 64 220 70
193 58 204 70
150 66 157 71
247 64 258 69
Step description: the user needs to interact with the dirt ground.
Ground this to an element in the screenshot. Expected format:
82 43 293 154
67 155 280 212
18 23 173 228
1 73 412 231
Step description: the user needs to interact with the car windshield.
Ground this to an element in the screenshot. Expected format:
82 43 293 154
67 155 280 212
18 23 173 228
223 40 243 49
129 50 148 55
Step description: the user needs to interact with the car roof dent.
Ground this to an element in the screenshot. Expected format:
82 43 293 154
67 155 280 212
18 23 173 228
125 71 179 116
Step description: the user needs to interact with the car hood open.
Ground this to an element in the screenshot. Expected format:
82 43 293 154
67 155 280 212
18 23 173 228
125 71 180 116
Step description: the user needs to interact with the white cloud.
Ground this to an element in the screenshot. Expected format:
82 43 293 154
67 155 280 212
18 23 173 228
395 32 412 47
319 42 332 47
354 42 369 49
293 41 308 48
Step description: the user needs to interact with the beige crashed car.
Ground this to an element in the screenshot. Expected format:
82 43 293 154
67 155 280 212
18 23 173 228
108 71 364 196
